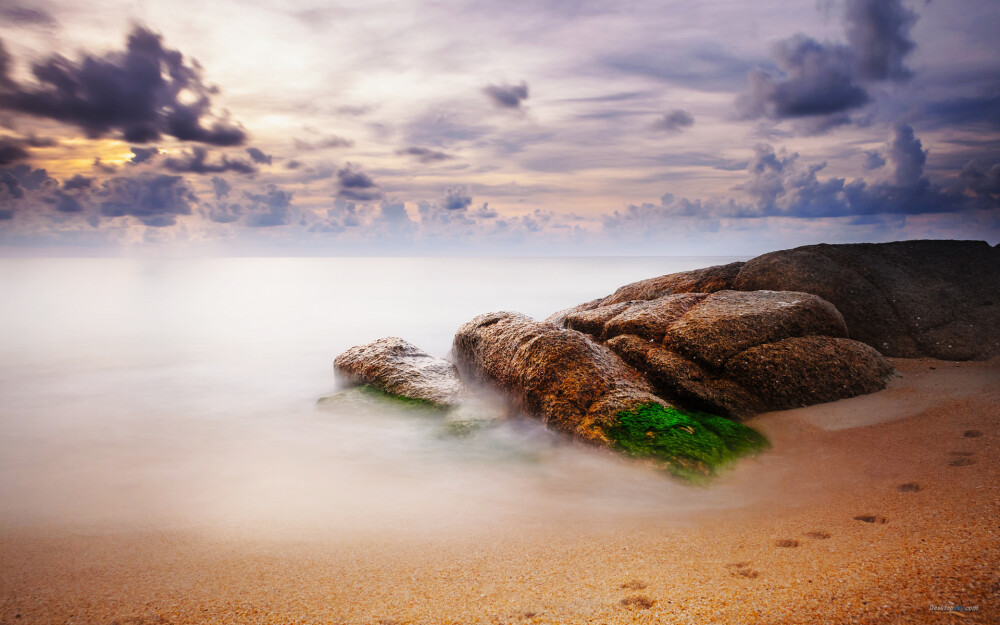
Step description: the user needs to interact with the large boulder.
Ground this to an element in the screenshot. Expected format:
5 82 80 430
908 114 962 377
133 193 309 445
731 240 1000 360
545 263 742 326
333 337 466 407
452 312 768 477
452 312 661 442
559 290 892 418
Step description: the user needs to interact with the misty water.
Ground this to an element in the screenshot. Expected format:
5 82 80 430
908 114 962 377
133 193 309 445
0 256 766 537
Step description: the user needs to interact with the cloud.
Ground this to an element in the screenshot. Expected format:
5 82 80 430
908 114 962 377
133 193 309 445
97 174 195 227
923 94 1000 131
211 176 231 200
483 82 529 109
654 109 695 132
0 25 247 146
0 136 29 165
961 160 1000 196
0 1 57 27
51 191 82 213
884 123 926 186
243 185 293 227
128 146 159 165
738 35 870 121
737 0 920 131
293 135 354 150
163 147 256 175
63 174 93 190
336 164 381 201
602 45 755 92
844 0 917 81
862 150 886 170
443 186 472 210
246 147 272 165
397 146 454 163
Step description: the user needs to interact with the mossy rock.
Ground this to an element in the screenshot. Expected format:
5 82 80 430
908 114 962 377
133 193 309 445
606 403 768 480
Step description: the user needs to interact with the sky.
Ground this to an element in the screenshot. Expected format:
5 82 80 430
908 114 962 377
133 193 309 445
0 0 998 255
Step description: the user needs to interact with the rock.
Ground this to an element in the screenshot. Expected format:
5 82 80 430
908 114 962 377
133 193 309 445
557 290 890 419
544 263 743 325
452 312 661 442
333 337 466 407
452 312 769 477
732 240 1000 360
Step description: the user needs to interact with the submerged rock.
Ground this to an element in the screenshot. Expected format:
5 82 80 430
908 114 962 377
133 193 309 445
333 336 465 407
557 290 891 418
452 312 768 476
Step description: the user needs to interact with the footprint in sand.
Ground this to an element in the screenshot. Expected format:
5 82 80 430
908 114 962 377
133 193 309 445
620 595 656 609
963 430 983 438
853 514 887 524
620 579 647 590
775 539 800 548
726 562 761 579
949 457 976 467
897 482 921 492
804 530 831 539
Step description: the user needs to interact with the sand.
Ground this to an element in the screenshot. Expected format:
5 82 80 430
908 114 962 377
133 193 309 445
1 357 998 624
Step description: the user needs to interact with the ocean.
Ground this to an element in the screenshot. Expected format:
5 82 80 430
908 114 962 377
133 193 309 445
0 256 758 537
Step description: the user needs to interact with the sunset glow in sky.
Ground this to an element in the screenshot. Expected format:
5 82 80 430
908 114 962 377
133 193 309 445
0 0 998 254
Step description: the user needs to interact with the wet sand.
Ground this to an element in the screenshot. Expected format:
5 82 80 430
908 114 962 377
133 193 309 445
1 358 998 624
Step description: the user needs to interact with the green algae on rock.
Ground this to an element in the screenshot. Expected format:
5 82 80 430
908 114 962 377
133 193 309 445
606 403 768 479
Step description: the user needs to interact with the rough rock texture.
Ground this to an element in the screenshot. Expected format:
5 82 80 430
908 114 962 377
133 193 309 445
732 240 1000 360
452 312 667 443
545 263 742 326
557 291 891 419
333 337 465 407
551 241 1000 361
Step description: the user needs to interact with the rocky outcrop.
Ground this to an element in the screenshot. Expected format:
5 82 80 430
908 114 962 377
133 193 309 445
555 240 1000 361
732 240 1000 360
452 311 769 476
545 263 743 326
452 312 664 443
333 337 466 407
558 290 892 418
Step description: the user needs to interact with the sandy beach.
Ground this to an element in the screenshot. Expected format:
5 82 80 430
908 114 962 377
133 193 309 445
1 357 997 625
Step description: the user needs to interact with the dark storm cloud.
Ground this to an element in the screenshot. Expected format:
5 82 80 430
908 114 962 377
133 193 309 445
739 36 870 120
0 25 247 146
0 136 29 165
129 146 159 165
844 0 917 81
397 146 453 163
443 186 472 211
654 110 694 132
211 176 231 200
246 147 272 165
97 174 195 227
63 174 93 190
163 147 256 175
483 82 529 109
0 1 57 27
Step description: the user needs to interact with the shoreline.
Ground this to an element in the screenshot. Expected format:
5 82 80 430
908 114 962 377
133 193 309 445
2 357 997 624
